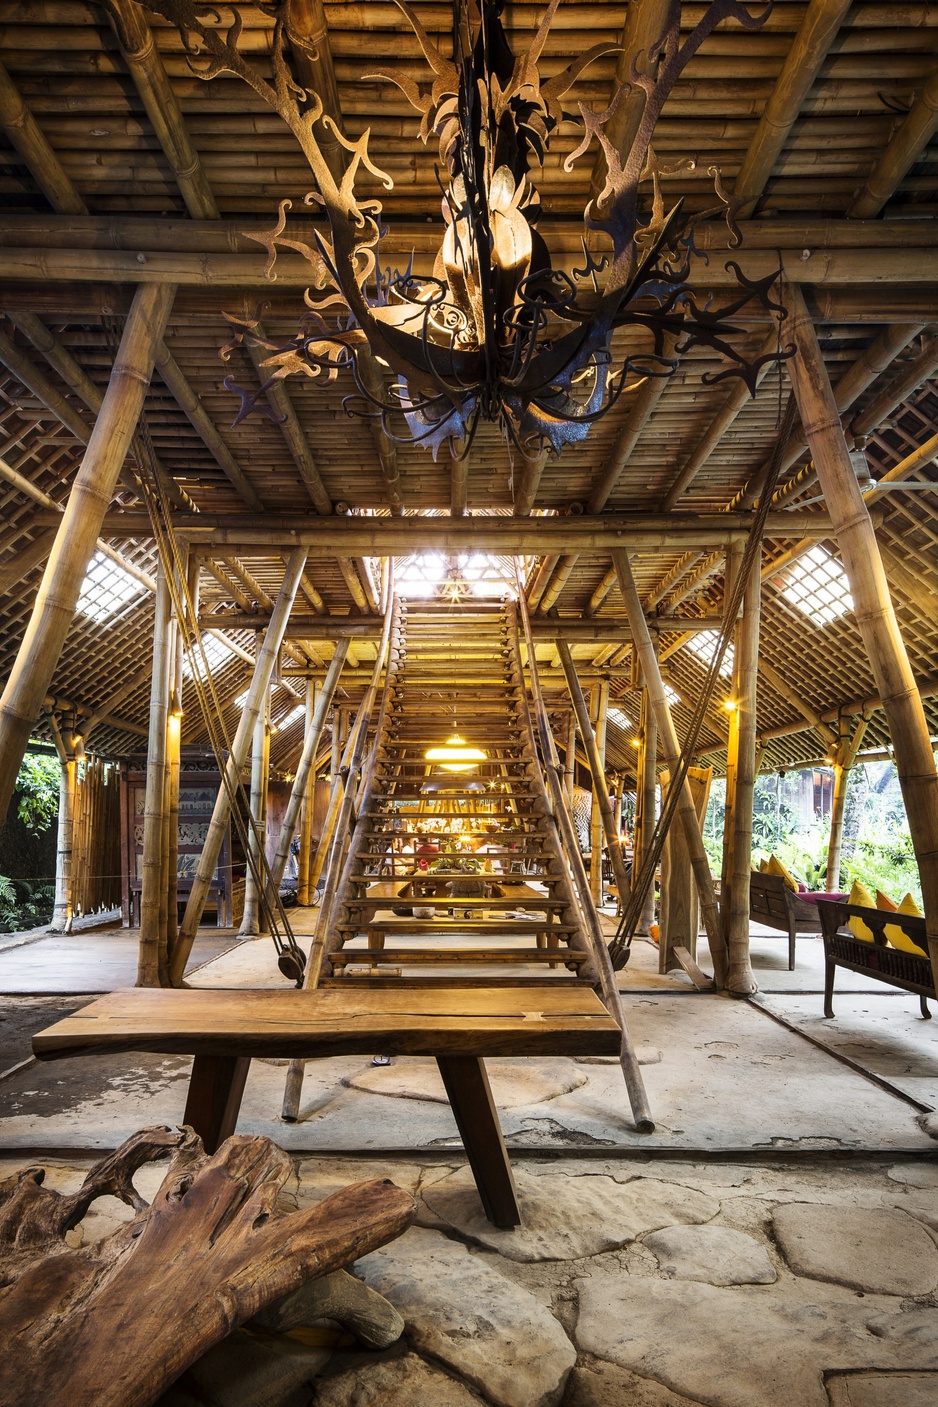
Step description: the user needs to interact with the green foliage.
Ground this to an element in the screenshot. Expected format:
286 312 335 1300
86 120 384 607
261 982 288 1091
14 753 60 834
702 761 923 903
841 822 923 909
0 876 55 933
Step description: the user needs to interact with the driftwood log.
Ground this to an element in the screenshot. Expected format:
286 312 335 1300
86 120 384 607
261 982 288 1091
0 1126 416 1407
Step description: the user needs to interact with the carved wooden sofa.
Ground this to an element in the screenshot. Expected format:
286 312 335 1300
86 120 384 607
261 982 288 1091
816 898 934 1019
749 871 839 970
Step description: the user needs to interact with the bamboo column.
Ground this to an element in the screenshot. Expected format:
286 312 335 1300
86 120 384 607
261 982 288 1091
725 553 761 995
555 641 631 907
239 693 270 937
297 682 316 906
612 550 729 986
635 686 658 934
50 740 77 934
590 680 609 905
171 549 308 984
784 284 938 989
138 563 173 987
563 712 576 805
266 641 350 902
0 282 176 826
825 717 870 890
720 543 743 914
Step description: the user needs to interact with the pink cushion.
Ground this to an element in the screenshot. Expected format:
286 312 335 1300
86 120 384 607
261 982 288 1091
799 891 848 905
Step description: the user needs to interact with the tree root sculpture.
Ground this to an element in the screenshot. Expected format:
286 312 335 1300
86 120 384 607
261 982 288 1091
0 1126 416 1407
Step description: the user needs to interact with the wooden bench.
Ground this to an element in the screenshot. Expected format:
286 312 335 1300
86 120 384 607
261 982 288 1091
816 899 935 1019
749 871 826 970
32 985 621 1230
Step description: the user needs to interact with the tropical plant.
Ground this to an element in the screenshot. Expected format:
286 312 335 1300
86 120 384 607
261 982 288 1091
14 753 60 834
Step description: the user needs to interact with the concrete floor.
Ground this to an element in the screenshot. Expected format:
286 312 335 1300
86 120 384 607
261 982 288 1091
2 912 936 1406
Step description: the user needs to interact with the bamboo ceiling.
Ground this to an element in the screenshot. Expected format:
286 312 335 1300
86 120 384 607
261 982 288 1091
0 0 937 780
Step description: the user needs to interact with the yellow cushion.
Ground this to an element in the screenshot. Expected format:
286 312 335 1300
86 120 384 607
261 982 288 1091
885 892 927 955
758 858 769 873
847 879 876 942
875 889 898 913
766 854 799 893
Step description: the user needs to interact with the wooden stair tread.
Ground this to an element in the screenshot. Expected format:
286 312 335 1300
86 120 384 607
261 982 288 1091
333 948 588 964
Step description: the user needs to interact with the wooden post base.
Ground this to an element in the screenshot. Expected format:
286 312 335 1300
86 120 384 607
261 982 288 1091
436 1055 521 1228
183 1054 252 1154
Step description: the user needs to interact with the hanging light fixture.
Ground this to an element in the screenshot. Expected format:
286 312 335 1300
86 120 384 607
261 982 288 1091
133 0 786 465
425 734 488 772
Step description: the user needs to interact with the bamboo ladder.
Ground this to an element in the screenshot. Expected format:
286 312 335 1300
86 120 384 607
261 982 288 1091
280 596 652 1129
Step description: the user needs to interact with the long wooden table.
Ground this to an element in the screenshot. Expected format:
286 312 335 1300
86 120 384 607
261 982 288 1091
32 986 621 1228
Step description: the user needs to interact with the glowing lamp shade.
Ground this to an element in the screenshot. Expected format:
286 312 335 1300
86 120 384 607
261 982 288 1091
425 734 487 773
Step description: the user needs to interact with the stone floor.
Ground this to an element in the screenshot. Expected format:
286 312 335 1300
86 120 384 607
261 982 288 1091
1 913 937 1405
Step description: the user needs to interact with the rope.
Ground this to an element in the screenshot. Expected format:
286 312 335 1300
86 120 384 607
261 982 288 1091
608 392 800 967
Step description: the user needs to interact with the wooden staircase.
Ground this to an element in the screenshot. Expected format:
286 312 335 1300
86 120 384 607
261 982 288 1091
321 599 599 986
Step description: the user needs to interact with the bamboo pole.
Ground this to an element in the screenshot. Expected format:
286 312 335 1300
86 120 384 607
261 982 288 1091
726 553 761 995
297 682 315 906
590 680 608 906
825 717 870 891
563 711 576 806
239 694 270 937
784 284 938 991
170 548 308 984
720 544 743 915
636 687 657 935
0 281 175 828
733 0 853 218
104 0 219 221
0 58 86 215
555 640 631 908
848 68 938 219
612 549 728 986
265 641 349 902
50 747 77 934
138 564 172 987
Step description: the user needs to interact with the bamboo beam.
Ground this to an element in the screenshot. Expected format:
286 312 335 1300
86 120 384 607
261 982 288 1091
848 67 938 219
589 678 609 906
245 329 332 516
733 0 853 218
104 0 219 221
152 342 264 511
138 562 172 988
95 509 835 552
171 549 308 984
0 324 94 444
784 283 938 991
612 549 728 986
0 58 86 215
588 356 676 516
850 334 938 441
3 216 938 257
200 611 726 640
660 330 779 510
555 640 630 907
285 0 345 181
0 282 175 827
3 308 194 512
7 245 938 288
758 656 838 749
513 450 548 516
0 528 56 594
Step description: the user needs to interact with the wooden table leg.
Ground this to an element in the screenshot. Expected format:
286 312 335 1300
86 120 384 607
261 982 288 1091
183 1055 252 1154
435 1055 520 1229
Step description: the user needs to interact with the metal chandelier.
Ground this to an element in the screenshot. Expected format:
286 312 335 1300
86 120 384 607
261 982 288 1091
124 0 786 461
